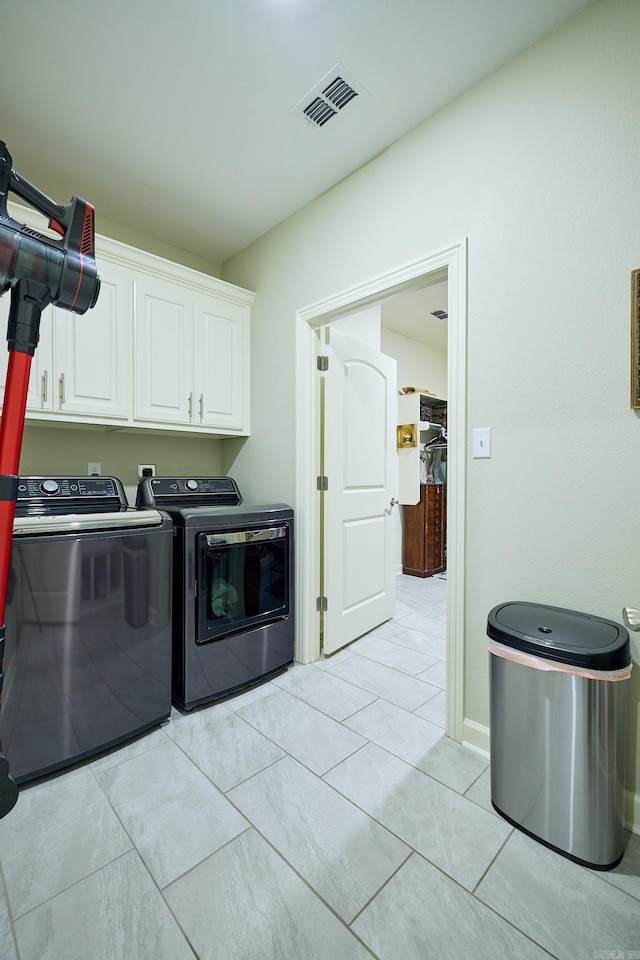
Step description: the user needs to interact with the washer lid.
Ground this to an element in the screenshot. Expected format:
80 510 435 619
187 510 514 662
13 508 168 536
487 601 630 670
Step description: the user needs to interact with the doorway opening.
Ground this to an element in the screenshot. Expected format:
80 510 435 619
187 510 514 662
295 240 467 741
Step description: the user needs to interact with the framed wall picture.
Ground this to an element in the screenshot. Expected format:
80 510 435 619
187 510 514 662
632 269 640 408
397 423 417 448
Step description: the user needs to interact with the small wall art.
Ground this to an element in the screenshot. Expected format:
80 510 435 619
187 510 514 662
632 269 640 408
397 423 417 448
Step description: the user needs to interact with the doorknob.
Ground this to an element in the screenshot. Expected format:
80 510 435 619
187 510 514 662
623 607 640 631
390 498 399 507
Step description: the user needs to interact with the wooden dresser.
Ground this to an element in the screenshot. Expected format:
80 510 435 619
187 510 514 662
402 483 446 577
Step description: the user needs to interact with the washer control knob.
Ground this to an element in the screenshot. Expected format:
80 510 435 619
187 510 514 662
40 479 60 496
185 479 199 492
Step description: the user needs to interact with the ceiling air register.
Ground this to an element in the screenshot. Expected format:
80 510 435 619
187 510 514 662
293 63 368 130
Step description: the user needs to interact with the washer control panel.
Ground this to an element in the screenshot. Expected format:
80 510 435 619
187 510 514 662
15 476 127 515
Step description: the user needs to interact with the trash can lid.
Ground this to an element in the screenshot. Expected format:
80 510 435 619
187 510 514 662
487 601 630 670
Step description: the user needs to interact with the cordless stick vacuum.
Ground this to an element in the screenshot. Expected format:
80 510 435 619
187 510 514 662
0 141 101 817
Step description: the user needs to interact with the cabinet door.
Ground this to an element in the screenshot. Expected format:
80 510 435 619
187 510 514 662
0 293 55 412
195 294 248 432
26 308 54 412
53 262 131 420
133 274 194 425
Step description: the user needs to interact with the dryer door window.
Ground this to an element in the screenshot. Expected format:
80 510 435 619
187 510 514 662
196 525 289 644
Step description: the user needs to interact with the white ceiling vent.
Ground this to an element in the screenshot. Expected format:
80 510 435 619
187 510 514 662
292 63 369 132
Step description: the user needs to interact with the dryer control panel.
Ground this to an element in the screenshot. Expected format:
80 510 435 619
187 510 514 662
137 476 242 508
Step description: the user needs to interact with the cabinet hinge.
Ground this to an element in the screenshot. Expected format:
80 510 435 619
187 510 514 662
316 475 328 491
316 596 328 612
317 355 329 371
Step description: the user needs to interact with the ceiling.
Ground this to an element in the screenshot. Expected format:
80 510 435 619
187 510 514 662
381 280 449 350
2 0 593 269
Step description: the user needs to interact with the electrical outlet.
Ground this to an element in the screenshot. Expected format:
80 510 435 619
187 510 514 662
87 462 101 476
138 464 156 481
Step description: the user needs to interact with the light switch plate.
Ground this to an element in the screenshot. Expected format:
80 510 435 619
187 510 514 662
472 427 491 459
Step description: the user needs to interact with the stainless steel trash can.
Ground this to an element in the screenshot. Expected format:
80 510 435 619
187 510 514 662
488 601 631 870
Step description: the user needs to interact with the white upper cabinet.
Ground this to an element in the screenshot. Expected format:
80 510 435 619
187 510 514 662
195 292 248 432
133 273 195 426
54 260 131 420
30 259 131 422
132 261 251 435
0 203 128 425
0 266 130 424
0 295 51 408
1 202 253 436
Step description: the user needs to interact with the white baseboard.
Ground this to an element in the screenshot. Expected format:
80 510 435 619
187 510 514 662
461 718 489 760
462 718 640 836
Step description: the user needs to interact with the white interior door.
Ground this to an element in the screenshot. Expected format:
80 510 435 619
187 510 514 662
323 327 397 655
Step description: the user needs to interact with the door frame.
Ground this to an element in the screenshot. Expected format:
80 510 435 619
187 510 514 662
295 239 468 741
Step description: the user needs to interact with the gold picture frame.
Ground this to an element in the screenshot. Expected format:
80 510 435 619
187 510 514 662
397 423 417 448
632 269 640 408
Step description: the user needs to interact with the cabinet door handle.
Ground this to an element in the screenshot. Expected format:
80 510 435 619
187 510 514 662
199 393 204 422
188 392 193 421
41 370 48 405
58 373 65 406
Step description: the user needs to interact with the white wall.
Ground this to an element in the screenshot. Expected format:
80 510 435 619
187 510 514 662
381 329 447 400
20 425 224 495
222 0 640 808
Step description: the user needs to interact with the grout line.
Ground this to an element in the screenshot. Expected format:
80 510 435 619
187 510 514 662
470 827 514 896
0 857 20 960
348 848 415 928
7 848 134 924
160 826 253 893
225 824 384 959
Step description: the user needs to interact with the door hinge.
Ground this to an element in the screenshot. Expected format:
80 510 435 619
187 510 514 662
317 355 329 371
316 475 328 491
316 596 328 612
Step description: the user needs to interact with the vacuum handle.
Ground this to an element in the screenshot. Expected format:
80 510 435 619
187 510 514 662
0 142 100 314
9 168 69 238
2 143 93 255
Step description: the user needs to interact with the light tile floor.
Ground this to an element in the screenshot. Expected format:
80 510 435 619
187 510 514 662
1 573 640 959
